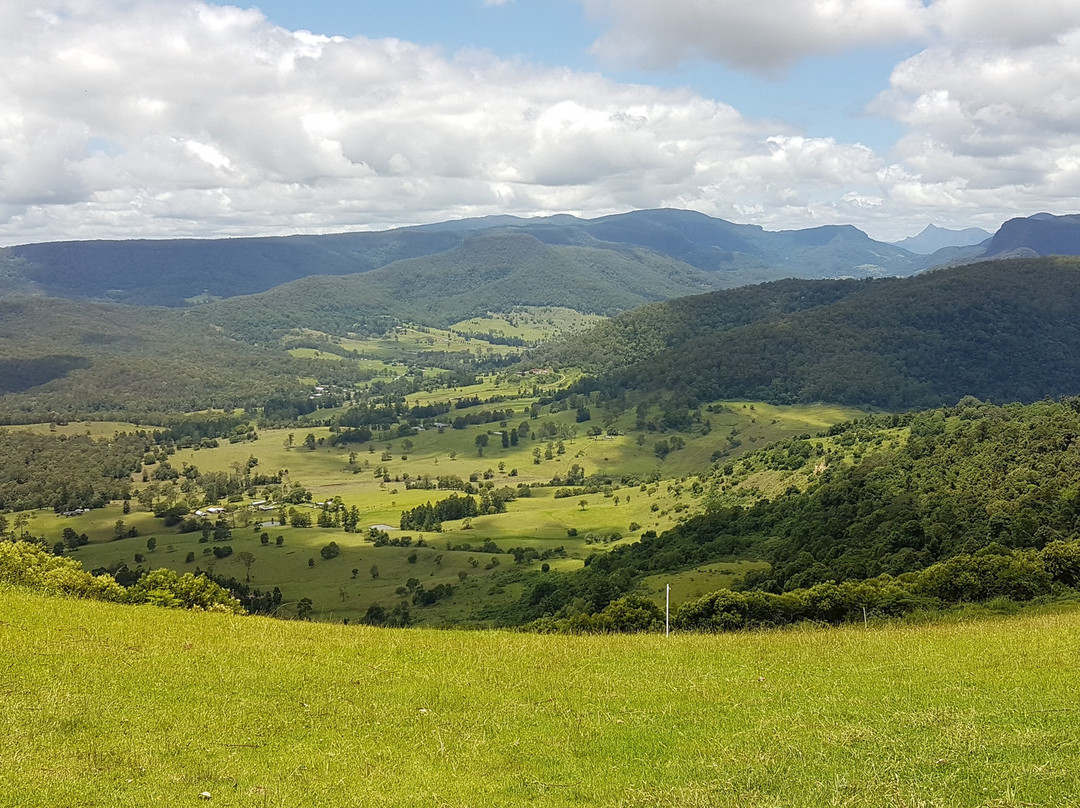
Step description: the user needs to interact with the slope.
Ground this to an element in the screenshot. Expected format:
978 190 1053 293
5 584 1080 807
0 297 368 421
204 231 725 340
545 257 1080 409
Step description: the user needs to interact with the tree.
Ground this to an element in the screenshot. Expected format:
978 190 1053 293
320 541 341 560
304 433 316 450
275 535 284 546
146 537 157 552
237 551 256 583
296 597 314 619
370 564 380 579
308 557 315 567
579 499 588 511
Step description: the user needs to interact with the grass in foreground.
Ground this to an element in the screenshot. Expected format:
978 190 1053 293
3 586 1079 807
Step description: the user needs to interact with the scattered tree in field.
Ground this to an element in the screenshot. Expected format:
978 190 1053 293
320 541 340 560
579 499 588 510
308 557 315 567
351 568 359 579
275 535 284 546
370 564 380 579
146 537 156 552
237 551 256 583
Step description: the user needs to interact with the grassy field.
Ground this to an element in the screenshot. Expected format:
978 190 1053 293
12 395 869 623
3 584 1079 807
449 306 606 343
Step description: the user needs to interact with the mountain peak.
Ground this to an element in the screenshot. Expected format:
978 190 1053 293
893 224 991 254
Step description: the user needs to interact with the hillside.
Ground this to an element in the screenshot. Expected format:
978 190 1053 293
489 396 1080 630
204 231 725 341
5 583 1080 807
2 230 463 306
0 297 371 421
541 257 1080 409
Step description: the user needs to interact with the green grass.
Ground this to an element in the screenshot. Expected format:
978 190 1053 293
4 584 1080 807
14 396 868 623
449 306 605 343
0 420 156 438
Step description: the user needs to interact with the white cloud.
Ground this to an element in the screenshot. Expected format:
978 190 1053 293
3 0 1080 245
582 0 930 74
3 0 853 243
581 0 1080 73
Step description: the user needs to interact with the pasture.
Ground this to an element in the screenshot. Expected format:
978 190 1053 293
3 585 1079 807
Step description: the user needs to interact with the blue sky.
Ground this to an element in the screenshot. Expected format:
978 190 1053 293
3 0 1080 244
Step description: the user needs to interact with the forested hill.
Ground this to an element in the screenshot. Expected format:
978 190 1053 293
201 232 725 340
538 256 1080 410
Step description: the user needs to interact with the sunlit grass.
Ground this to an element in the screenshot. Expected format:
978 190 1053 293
4 585 1079 807
14 397 868 622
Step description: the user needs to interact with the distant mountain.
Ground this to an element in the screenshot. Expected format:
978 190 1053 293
984 213 1080 257
1 209 943 308
1 230 464 307
893 224 990 254
540 256 1080 410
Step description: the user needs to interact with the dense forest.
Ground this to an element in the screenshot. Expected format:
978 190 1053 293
539 257 1080 409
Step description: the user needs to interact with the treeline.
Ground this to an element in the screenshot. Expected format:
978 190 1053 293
585 398 1080 592
675 540 1080 631
399 488 519 531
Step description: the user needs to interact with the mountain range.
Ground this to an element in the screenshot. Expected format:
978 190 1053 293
0 209 976 308
4 209 1080 315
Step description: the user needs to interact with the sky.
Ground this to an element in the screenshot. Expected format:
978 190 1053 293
3 0 1080 246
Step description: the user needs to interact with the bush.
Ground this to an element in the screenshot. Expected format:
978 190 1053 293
0 541 125 602
125 568 244 613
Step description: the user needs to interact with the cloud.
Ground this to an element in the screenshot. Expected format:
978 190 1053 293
581 0 1080 73
582 0 930 74
869 29 1080 227
3 0 1080 245
3 0 875 243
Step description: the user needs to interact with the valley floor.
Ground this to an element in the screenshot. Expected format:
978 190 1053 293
3 585 1079 807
